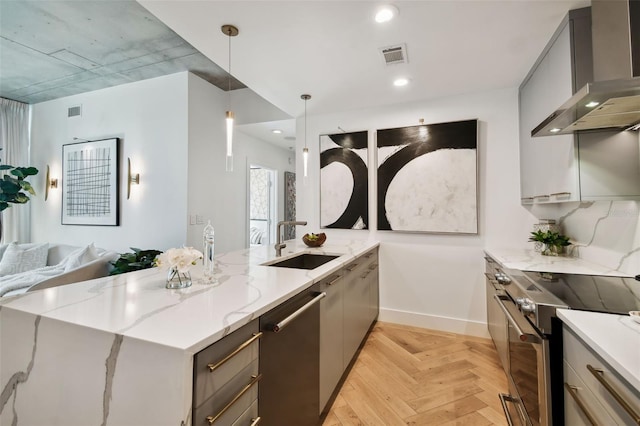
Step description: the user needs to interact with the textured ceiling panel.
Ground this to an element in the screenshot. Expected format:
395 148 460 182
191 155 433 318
0 0 245 104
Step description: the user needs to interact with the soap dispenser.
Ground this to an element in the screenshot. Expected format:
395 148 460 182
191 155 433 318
203 220 215 281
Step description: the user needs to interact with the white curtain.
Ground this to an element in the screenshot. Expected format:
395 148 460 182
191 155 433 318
0 97 31 243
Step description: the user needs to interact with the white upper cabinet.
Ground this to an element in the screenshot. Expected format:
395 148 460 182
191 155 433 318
519 7 640 204
519 19 580 204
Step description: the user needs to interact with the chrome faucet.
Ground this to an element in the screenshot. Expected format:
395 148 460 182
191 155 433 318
275 220 307 256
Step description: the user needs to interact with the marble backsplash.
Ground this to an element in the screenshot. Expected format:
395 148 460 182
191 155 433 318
530 200 640 275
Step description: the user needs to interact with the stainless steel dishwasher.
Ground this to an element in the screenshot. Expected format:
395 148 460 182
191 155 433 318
259 283 325 426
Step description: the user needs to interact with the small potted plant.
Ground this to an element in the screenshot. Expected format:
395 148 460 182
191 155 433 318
528 230 572 256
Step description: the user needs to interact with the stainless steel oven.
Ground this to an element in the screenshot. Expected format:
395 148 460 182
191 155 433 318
486 258 640 426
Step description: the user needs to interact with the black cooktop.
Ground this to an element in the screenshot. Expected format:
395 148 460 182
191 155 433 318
523 271 640 315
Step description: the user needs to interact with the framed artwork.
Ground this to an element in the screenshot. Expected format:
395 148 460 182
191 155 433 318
284 171 297 240
62 138 119 226
376 119 478 234
320 131 368 229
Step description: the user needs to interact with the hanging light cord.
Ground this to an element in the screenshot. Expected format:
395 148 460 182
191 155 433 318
227 28 232 109
304 97 308 149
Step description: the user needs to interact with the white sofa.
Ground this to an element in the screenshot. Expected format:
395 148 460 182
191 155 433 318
0 243 119 297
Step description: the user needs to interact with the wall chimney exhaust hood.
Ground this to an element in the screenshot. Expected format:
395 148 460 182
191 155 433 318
533 0 640 137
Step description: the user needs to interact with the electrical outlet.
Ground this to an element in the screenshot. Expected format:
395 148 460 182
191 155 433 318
196 215 204 225
189 215 196 225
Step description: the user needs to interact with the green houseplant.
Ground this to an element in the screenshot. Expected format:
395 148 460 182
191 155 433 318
110 248 163 275
528 230 572 256
0 148 39 211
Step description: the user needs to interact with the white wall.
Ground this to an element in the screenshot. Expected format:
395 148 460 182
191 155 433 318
186 73 294 254
296 88 537 337
30 73 190 252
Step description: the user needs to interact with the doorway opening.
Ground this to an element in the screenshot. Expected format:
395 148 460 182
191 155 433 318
248 165 276 247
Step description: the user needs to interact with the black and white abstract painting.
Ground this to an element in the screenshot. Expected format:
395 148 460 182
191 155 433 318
377 120 477 234
62 138 119 226
320 131 368 229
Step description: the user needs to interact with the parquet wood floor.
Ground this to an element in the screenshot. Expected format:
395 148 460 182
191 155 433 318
322 322 509 426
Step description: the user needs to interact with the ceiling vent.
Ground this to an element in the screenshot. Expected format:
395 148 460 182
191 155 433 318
67 105 82 118
380 44 408 65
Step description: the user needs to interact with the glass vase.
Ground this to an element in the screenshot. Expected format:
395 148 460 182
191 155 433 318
541 244 561 256
166 267 192 289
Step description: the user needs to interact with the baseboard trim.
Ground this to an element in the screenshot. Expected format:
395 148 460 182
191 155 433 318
378 308 490 338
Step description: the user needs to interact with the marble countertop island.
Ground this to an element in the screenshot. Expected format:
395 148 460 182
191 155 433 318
557 309 640 391
0 239 379 426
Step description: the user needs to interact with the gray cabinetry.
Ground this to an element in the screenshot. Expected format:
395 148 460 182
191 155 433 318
319 270 345 411
319 247 379 414
519 9 589 204
519 7 640 203
563 326 640 425
193 319 261 426
484 256 508 371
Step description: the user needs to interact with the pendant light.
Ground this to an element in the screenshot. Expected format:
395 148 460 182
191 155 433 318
222 24 238 172
301 94 311 178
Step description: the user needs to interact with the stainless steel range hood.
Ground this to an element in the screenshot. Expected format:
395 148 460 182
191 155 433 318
533 0 640 137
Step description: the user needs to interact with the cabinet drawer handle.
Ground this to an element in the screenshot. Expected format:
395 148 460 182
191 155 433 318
249 418 261 426
564 383 598 426
270 292 326 332
327 275 341 286
533 194 550 199
346 263 359 272
206 374 262 424
360 271 370 279
550 191 571 197
368 264 378 270
587 364 640 424
365 252 375 258
207 332 263 372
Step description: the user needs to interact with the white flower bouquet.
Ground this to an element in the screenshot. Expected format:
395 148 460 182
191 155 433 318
155 247 203 273
156 247 203 289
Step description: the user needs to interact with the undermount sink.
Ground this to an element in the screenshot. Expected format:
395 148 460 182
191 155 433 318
264 253 340 270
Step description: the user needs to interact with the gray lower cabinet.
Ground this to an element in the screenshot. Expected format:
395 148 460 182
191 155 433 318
193 319 261 426
320 247 379 414
319 270 345 411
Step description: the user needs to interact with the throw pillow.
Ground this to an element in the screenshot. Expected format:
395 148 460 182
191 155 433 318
0 242 49 276
63 244 100 272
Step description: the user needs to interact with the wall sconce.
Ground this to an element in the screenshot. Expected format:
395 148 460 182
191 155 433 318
127 158 140 200
45 165 58 201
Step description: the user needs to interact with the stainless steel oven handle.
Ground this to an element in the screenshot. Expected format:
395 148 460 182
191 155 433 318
269 292 326 333
493 295 542 344
498 393 517 426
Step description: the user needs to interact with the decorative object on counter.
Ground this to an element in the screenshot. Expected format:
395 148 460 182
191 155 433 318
62 138 119 226
202 221 215 282
532 219 561 252
155 247 203 289
109 248 163 275
528 230 572 256
320 130 369 229
302 232 326 247
376 119 478 234
630 311 640 324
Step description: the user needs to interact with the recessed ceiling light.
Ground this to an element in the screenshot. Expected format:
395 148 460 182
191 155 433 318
272 129 283 134
375 5 398 23
585 101 600 108
393 77 409 87
550 128 562 133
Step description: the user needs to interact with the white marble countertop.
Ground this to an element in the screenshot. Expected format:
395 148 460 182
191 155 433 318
484 248 631 277
557 309 640 391
0 239 379 353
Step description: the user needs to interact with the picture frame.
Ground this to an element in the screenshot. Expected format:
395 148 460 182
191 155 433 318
62 138 119 226
320 131 369 230
376 119 478 234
